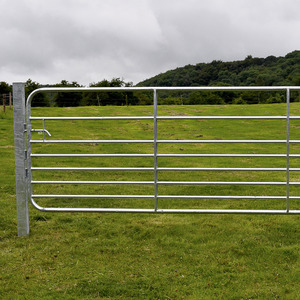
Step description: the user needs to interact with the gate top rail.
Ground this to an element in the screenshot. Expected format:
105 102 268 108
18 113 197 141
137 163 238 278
26 86 300 106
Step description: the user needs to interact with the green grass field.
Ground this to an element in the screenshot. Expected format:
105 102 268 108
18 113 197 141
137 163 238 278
1 104 300 299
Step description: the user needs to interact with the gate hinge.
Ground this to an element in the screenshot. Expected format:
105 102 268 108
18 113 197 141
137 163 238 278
25 169 28 178
24 123 27 132
24 150 27 160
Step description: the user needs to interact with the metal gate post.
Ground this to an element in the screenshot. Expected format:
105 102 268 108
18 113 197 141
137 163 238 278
13 82 29 236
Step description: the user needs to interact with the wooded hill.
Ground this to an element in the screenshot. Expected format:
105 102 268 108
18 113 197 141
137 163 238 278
137 50 300 104
139 51 300 87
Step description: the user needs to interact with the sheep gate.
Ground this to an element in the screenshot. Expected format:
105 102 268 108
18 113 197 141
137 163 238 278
13 84 300 236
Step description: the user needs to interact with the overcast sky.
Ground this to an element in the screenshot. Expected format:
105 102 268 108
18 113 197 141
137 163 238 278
1 0 300 85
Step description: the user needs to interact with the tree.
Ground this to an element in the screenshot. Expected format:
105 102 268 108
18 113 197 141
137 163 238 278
25 79 49 107
54 80 83 107
83 78 137 106
0 81 11 94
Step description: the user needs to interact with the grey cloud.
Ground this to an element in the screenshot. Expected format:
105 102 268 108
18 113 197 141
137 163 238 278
0 0 300 85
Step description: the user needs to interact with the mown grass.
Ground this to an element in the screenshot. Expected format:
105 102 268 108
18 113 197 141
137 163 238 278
0 104 300 299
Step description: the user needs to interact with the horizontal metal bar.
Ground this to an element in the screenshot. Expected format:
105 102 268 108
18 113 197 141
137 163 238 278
30 139 300 144
32 194 300 200
30 116 154 120
32 194 154 198
31 180 300 185
29 86 300 96
33 208 300 214
31 180 154 185
30 167 300 171
32 167 154 171
31 200 157 213
158 195 290 199
30 153 300 158
29 198 300 214
30 140 154 143
158 154 299 157
31 153 154 157
157 140 298 144
159 167 299 171
158 181 300 185
158 116 292 120
30 115 300 120
157 209 300 214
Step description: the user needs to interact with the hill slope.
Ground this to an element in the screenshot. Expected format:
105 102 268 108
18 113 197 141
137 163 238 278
138 51 300 87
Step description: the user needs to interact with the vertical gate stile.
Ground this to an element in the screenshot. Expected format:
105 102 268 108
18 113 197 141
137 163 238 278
13 82 29 236
43 119 45 142
286 88 290 213
153 89 159 211
27 91 33 214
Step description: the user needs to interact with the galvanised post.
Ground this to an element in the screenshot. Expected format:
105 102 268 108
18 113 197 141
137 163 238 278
13 83 29 236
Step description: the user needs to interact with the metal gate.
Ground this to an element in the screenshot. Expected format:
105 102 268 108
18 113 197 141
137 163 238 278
14 84 300 236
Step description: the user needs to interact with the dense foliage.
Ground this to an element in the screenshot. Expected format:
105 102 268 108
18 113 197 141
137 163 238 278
138 50 300 104
1 51 300 106
1 78 136 107
139 51 300 87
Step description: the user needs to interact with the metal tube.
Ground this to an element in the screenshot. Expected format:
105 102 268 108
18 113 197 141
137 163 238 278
29 115 300 120
30 167 300 171
26 87 33 221
43 119 45 142
158 195 288 199
32 194 154 198
157 154 298 157
157 116 290 120
29 197 300 214
31 167 154 171
30 198 157 213
157 140 297 144
158 167 299 171
32 194 300 200
30 153 300 158
286 89 290 213
27 87 298 99
30 116 154 120
31 153 154 157
30 139 154 143
31 129 51 136
31 180 154 185
30 139 300 144
158 181 295 185
31 180 300 185
153 89 159 211
155 209 300 214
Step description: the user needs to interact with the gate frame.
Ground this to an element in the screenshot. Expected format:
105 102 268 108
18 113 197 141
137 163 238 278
14 84 300 236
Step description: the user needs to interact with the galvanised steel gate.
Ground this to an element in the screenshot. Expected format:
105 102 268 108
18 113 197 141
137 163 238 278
14 84 300 236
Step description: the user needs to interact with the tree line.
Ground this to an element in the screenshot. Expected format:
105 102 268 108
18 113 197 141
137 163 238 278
1 78 145 107
138 50 300 104
1 50 300 106
1 78 155 107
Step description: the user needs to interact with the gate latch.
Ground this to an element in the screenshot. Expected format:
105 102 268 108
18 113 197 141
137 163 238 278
31 129 52 136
